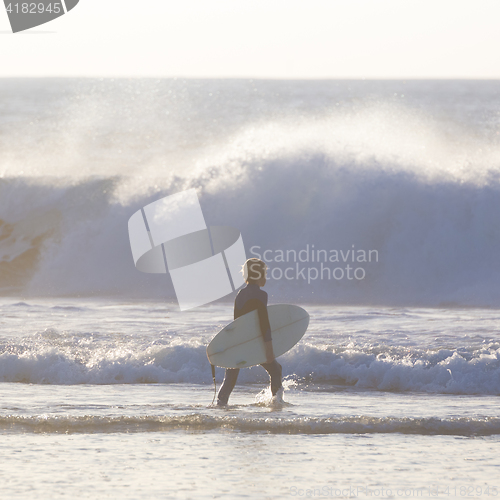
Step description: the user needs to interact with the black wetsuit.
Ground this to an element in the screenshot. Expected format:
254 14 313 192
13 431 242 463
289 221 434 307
216 283 283 405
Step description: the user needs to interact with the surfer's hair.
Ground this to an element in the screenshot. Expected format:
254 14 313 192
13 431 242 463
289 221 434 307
242 258 267 283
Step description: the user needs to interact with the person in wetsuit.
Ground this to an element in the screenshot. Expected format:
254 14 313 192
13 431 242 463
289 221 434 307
216 258 283 406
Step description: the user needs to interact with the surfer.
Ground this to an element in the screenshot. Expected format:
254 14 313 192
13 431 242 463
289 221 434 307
216 258 283 406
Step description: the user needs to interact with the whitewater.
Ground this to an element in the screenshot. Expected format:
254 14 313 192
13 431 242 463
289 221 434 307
1 79 499 499
2 79 500 306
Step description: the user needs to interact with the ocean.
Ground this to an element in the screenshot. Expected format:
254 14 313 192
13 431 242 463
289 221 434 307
1 79 499 499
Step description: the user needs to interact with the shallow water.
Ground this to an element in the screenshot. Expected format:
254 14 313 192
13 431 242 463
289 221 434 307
1 299 499 498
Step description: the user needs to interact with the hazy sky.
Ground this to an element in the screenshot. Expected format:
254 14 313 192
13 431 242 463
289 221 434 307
1 0 499 78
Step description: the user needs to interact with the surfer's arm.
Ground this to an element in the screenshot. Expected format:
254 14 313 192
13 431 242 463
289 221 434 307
234 294 275 363
256 301 275 363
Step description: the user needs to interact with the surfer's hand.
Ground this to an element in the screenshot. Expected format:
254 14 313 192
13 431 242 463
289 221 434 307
264 340 275 363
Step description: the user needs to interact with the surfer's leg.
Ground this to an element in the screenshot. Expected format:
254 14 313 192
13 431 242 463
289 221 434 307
260 360 282 396
217 368 240 405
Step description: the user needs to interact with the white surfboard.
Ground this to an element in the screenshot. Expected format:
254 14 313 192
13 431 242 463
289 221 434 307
206 304 309 368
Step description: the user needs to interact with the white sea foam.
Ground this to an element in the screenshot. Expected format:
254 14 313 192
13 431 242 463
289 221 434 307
2 80 500 306
1 330 498 395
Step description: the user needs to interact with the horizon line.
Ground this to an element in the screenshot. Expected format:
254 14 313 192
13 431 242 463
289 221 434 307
0 75 499 81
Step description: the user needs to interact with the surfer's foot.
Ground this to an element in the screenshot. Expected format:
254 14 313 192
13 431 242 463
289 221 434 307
272 387 284 402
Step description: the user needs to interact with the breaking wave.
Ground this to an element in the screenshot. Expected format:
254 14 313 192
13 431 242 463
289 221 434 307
1 333 499 395
2 79 500 307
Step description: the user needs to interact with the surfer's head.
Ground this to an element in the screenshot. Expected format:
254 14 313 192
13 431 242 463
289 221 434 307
242 258 267 286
